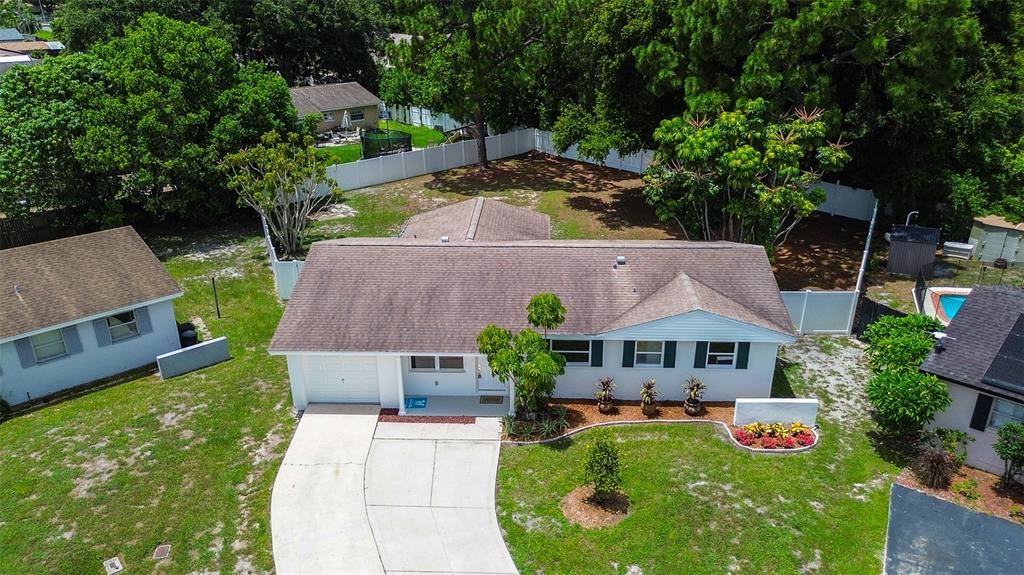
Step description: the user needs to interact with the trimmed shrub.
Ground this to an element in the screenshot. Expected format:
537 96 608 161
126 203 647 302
994 422 1024 489
581 429 622 500
865 371 951 434
863 314 943 373
951 478 980 501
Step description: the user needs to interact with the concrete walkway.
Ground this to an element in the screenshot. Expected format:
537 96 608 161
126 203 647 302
271 404 385 575
365 418 518 575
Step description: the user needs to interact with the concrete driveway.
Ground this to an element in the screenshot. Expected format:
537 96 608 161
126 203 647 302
271 407 517 575
366 419 518 575
271 404 384 575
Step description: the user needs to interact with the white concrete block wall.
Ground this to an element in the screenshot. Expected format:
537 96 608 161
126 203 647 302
551 341 779 401
0 300 180 405
931 381 1006 474
734 398 819 426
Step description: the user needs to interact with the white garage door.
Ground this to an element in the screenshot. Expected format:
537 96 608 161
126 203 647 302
305 356 380 403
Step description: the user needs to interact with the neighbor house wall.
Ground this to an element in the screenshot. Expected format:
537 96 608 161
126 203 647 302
0 300 180 405
930 381 1006 474
316 105 380 132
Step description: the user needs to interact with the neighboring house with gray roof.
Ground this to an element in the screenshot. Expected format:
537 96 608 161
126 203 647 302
289 82 381 133
0 28 24 42
0 48 36 77
270 232 795 415
925 286 1024 473
0 227 183 406
400 198 550 242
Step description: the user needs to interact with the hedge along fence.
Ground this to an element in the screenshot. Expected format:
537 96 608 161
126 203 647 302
733 398 819 427
503 418 821 454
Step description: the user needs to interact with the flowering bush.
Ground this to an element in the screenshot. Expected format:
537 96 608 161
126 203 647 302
794 433 816 447
735 421 816 449
734 429 756 446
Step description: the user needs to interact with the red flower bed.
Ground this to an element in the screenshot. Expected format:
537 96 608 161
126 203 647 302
732 422 817 450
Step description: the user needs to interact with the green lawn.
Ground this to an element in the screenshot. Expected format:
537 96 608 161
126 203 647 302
0 226 294 574
497 355 900 574
33 30 55 40
317 121 445 166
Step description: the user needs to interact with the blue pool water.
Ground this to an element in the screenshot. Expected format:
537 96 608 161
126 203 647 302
940 294 968 319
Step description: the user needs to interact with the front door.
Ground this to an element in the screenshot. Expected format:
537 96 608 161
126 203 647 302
475 357 506 392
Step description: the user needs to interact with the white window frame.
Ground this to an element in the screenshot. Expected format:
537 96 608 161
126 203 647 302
706 341 738 369
349 108 365 121
323 111 335 121
107 310 140 342
549 339 591 366
30 329 67 363
634 340 664 367
989 397 1024 429
409 355 465 372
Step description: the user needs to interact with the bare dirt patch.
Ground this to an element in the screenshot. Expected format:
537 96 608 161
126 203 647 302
560 485 630 529
773 212 867 291
779 337 872 427
71 455 119 498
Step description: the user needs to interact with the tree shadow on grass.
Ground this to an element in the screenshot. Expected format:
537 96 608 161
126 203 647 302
771 360 797 398
866 428 919 468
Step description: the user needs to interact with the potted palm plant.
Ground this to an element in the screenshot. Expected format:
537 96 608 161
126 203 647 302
640 379 658 416
595 377 616 414
683 376 707 416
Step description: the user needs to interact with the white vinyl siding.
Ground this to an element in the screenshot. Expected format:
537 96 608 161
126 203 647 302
634 341 663 367
107 311 139 342
706 342 738 369
550 340 590 365
989 398 1024 428
30 329 67 363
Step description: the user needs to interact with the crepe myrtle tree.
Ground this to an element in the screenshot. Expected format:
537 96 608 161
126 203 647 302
478 293 568 417
221 131 338 259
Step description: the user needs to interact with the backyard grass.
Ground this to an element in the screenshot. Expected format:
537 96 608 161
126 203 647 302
316 121 445 165
0 224 294 574
497 337 901 575
318 142 361 164
33 30 55 40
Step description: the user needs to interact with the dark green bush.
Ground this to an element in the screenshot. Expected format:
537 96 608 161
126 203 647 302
865 371 951 434
994 422 1024 488
863 314 944 372
581 429 622 501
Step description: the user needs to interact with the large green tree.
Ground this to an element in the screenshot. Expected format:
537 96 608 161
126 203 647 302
384 0 565 169
0 14 297 227
52 0 386 87
643 99 851 249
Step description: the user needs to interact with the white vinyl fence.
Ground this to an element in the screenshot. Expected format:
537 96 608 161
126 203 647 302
814 181 877 222
781 290 859 335
734 398 819 427
261 215 305 300
386 104 468 133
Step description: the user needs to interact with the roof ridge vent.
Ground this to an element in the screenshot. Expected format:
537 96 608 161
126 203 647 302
616 255 626 265
466 197 486 241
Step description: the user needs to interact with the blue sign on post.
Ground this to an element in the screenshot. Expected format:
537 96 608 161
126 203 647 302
381 109 392 120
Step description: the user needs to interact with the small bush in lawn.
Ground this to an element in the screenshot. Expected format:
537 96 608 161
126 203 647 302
581 429 622 501
913 446 958 488
951 478 980 501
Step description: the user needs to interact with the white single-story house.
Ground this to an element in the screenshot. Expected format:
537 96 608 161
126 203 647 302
925 286 1024 474
289 82 381 133
0 227 183 406
269 206 796 415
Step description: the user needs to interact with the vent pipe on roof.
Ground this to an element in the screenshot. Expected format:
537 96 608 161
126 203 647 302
932 331 953 352
616 255 626 265
440 236 449 244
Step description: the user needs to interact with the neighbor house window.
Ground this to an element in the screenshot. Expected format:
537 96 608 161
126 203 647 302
989 398 1024 429
30 329 67 363
350 109 365 121
107 311 139 342
706 342 738 368
323 111 335 121
550 340 590 364
635 341 664 367
410 355 464 371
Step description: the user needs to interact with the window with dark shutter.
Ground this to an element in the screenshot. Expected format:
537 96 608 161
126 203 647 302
622 341 635 368
969 393 994 431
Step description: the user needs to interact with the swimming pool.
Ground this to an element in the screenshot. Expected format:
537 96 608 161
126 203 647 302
940 294 968 320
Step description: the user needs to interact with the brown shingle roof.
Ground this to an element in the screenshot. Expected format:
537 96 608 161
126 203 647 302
270 239 794 353
400 198 551 242
289 82 381 116
0 227 181 340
